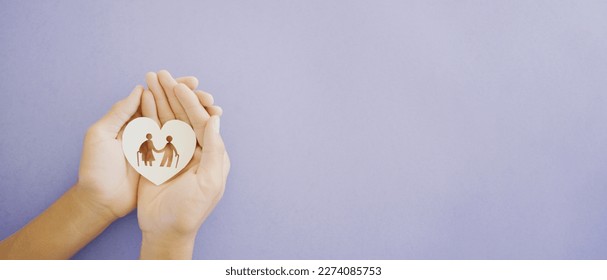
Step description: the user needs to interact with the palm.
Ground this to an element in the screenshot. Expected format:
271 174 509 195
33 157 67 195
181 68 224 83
78 130 139 217
137 148 218 235
136 72 228 249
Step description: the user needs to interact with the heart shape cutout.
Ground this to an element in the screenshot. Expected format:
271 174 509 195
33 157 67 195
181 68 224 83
122 117 196 185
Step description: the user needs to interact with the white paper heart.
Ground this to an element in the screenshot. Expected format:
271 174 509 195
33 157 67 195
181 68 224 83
122 117 196 185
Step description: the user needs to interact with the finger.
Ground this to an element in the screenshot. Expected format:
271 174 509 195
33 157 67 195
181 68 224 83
205 105 223 116
158 70 190 124
194 90 214 107
97 85 143 137
141 89 160 125
118 111 142 140
174 83 210 145
176 76 199 90
146 72 174 124
197 116 227 180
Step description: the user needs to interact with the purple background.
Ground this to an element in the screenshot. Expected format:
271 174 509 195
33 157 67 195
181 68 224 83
1 1 607 259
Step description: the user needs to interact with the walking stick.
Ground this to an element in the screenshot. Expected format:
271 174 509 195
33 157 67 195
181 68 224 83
175 154 179 168
137 151 140 166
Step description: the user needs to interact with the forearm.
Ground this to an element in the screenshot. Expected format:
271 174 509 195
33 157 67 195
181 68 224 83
0 185 116 259
140 232 196 260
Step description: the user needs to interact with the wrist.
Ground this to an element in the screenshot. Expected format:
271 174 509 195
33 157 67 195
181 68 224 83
70 183 119 224
140 231 197 260
0 185 121 259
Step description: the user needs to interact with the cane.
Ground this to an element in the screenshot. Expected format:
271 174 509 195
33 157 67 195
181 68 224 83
175 154 180 168
137 151 140 166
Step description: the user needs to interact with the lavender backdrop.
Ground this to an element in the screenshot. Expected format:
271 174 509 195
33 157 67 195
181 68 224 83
1 1 607 259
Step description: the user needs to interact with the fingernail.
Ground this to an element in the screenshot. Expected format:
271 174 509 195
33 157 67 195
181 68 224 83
214 117 220 133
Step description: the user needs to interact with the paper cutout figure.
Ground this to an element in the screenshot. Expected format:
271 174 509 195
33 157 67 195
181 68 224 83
159 135 179 168
138 133 162 166
122 117 196 185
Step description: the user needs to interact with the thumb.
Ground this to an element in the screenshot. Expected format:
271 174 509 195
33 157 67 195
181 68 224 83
197 115 227 178
96 85 143 137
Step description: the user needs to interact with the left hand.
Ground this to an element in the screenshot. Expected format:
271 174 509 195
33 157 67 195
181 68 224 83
76 85 144 218
76 76 200 219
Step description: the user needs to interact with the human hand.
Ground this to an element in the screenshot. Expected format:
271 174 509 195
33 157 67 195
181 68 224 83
76 76 199 220
137 71 229 259
76 85 143 219
0 73 206 260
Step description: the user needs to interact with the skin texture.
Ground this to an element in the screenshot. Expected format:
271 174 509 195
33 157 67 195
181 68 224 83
0 86 146 259
78 75 201 219
0 72 227 260
138 72 230 260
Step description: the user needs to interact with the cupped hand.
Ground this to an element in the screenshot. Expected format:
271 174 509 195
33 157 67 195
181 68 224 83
137 71 229 258
77 85 143 218
76 76 200 219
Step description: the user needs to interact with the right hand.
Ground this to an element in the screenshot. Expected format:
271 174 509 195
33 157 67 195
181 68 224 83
137 71 229 259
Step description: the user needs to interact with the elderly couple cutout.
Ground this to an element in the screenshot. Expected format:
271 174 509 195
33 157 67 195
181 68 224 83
137 133 179 168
